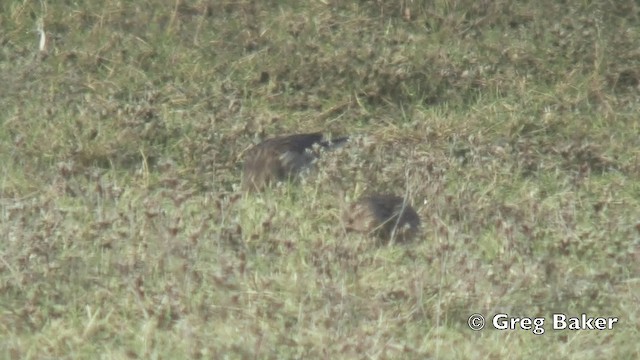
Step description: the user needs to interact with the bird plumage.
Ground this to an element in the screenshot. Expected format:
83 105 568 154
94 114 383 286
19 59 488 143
344 194 421 243
242 132 348 192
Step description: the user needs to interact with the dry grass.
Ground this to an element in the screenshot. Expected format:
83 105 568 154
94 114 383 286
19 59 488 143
1 0 640 358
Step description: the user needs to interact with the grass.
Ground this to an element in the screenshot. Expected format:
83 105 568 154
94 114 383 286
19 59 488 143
1 0 640 358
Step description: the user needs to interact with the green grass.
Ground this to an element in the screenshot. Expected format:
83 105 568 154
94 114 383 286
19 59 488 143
1 0 640 358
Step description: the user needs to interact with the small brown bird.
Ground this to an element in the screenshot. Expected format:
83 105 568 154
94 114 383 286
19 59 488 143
344 194 421 243
241 132 349 192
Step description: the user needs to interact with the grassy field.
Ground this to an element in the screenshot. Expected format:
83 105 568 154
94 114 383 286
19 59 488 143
1 0 639 358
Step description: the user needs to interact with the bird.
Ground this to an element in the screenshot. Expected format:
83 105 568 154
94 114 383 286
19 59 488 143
241 132 349 192
343 194 421 243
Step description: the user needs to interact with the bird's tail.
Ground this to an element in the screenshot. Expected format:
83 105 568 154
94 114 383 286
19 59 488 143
319 136 349 149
